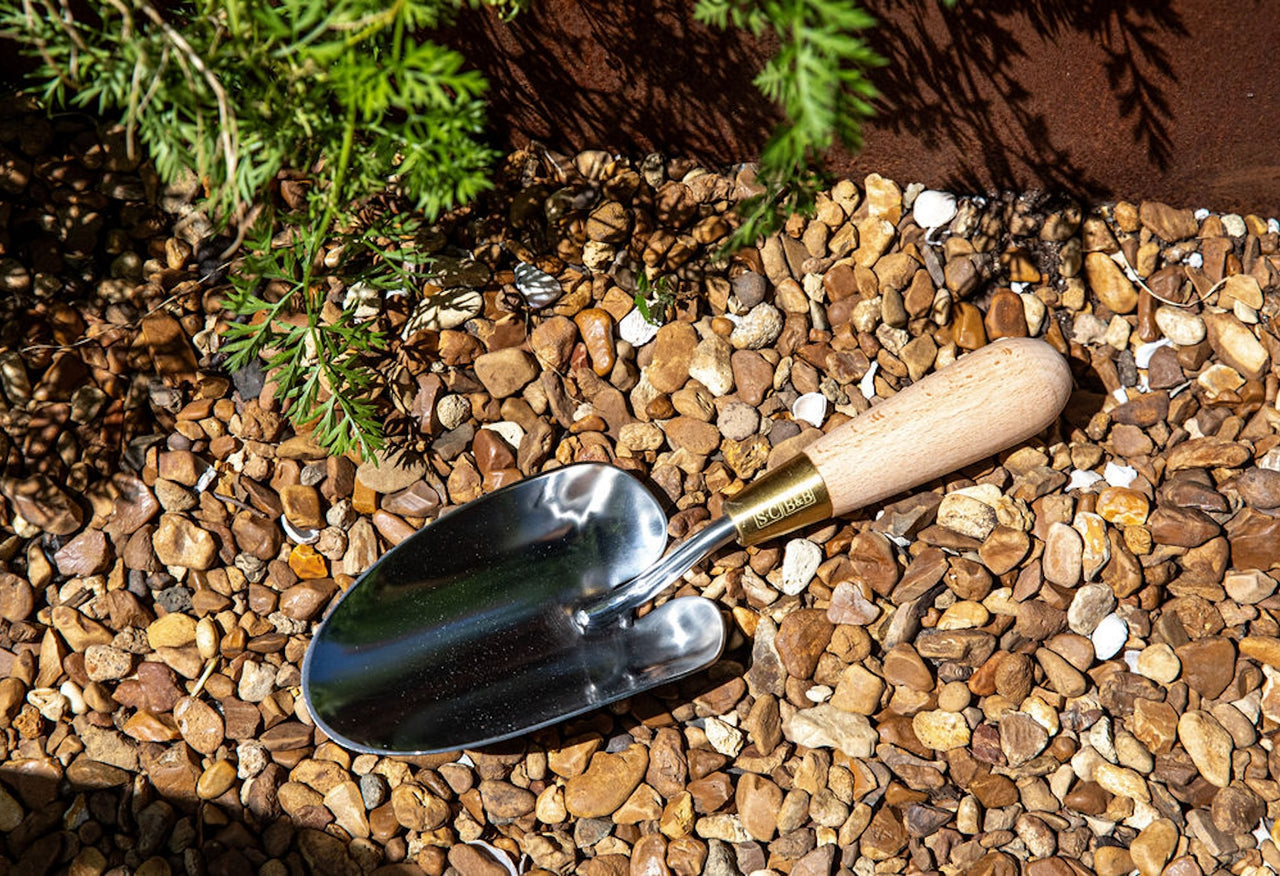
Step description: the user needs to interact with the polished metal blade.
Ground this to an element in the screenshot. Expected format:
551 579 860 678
303 463 727 755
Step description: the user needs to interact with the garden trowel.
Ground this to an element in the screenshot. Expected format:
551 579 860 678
303 338 1073 754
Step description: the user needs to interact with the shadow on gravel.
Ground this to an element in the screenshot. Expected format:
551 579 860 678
0 667 746 875
863 0 1185 199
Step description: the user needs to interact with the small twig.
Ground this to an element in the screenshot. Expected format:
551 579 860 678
19 289 190 354
190 658 218 698
1101 212 1221 309
211 491 258 513
220 201 264 262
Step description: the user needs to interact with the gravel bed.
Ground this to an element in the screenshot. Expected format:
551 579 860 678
3 95 1280 876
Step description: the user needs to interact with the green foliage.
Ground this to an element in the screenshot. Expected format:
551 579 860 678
633 272 676 326
1 0 523 458
694 0 890 251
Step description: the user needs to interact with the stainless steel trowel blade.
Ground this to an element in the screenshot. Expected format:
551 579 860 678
302 463 724 755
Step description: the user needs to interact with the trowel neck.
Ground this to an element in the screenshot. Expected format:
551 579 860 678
574 515 737 632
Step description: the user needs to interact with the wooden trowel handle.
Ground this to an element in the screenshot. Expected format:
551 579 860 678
721 338 1072 545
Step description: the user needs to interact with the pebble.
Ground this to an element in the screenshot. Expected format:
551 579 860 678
12 131 1280 876
728 303 783 350
1153 307 1205 345
936 492 997 540
1178 710 1234 788
911 190 957 229
1042 522 1083 587
1084 252 1137 313
564 745 647 818
473 348 539 398
1203 310 1269 378
573 308 616 376
1091 614 1128 660
618 306 660 346
912 709 970 750
779 539 822 595
151 514 218 570
403 287 483 333
783 705 877 757
1131 819 1178 876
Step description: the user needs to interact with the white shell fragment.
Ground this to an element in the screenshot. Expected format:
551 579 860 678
792 392 827 428
1104 461 1138 487
281 515 319 545
514 261 562 309
195 466 218 493
1067 469 1103 491
912 190 958 229
859 361 879 400
1134 338 1172 368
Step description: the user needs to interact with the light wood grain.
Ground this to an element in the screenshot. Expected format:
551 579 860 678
804 338 1073 517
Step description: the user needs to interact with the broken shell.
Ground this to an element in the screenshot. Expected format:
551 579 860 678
792 392 827 428
1104 461 1137 487
281 515 320 545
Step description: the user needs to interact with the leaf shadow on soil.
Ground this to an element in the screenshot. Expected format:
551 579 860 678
858 0 1186 198
445 0 1185 203
441 0 782 164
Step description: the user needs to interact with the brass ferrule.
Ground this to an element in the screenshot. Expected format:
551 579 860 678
721 454 833 546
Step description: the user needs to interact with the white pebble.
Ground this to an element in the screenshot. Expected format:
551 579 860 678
859 361 879 400
402 288 483 336
1194 207 1211 221
27 688 68 722
912 190 957 229
1133 338 1172 368
514 262 561 309
792 392 827 428
619 306 660 346
1067 469 1104 491
1222 214 1247 238
1104 461 1138 487
1269 218 1280 234
780 538 822 595
1123 649 1141 672
1184 251 1204 269
1092 613 1128 659
342 281 382 321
